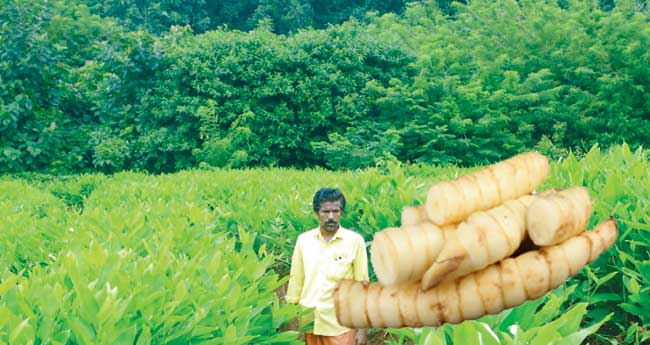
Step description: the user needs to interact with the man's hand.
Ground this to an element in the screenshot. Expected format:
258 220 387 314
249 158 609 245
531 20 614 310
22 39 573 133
287 318 299 331
355 329 367 345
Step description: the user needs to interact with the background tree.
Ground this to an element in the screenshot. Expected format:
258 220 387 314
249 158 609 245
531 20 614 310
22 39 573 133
2 0 649 173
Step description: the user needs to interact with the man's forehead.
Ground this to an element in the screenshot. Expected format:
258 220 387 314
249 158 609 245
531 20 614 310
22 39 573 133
319 201 342 210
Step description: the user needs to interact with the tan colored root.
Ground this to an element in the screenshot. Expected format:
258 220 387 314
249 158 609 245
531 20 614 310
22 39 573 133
421 195 535 290
401 205 427 226
527 187 593 246
424 152 549 226
371 222 447 287
335 219 618 329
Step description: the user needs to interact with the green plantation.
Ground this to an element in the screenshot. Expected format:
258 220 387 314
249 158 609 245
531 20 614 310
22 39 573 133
0 144 648 344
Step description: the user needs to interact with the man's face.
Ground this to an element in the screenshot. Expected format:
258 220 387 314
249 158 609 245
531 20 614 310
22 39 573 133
316 200 343 233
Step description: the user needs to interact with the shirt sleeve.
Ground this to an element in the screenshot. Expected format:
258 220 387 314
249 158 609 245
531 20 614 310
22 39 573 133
285 237 304 304
353 236 369 282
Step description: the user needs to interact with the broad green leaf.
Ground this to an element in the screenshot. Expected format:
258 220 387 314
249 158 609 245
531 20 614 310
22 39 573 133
0 275 20 296
419 327 448 345
556 313 612 345
135 326 152 345
9 318 34 344
67 317 95 345
450 322 482 345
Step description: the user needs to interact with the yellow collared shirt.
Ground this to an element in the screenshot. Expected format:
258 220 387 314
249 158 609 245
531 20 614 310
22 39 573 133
286 227 369 336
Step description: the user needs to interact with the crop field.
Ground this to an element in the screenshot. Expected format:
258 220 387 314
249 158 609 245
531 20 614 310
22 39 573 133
1 144 648 344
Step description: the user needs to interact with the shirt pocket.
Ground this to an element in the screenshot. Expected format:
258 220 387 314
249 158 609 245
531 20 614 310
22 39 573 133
326 255 353 281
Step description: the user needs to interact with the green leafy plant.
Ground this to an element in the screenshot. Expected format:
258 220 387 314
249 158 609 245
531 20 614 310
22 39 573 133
1 144 648 342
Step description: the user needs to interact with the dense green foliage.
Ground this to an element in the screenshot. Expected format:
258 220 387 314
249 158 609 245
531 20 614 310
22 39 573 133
0 178 308 344
370 0 650 166
82 0 413 35
1 144 649 343
544 144 650 343
2 0 649 174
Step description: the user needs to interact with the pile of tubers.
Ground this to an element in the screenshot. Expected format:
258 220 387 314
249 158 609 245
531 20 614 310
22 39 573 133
333 152 618 328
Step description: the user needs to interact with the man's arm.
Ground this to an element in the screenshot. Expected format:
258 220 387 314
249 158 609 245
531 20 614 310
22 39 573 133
353 237 369 344
285 238 304 332
285 238 304 304
353 237 369 282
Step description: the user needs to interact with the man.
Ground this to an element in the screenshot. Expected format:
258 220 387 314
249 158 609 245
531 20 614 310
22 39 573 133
286 188 369 345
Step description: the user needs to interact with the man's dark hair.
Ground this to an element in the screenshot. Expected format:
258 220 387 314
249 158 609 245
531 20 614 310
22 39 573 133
313 188 346 212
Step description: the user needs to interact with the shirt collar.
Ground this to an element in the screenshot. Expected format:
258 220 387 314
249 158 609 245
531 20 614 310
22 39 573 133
316 227 345 242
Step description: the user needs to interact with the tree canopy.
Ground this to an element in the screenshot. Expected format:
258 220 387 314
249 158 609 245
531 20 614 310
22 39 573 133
1 0 649 173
